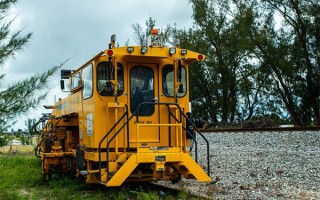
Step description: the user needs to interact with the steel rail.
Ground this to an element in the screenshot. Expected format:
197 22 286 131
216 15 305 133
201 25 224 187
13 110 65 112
200 126 320 133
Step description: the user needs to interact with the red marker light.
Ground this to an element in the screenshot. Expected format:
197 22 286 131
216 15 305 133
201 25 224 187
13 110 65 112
107 50 113 56
198 54 204 60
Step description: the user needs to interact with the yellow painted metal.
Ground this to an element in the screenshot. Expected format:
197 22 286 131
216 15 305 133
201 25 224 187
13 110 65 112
116 152 128 163
107 102 125 108
135 153 155 163
138 147 181 153
136 152 182 163
175 153 211 182
136 123 182 152
106 154 138 186
155 162 165 171
103 46 205 63
105 102 127 150
115 106 118 156
108 162 118 173
84 151 116 161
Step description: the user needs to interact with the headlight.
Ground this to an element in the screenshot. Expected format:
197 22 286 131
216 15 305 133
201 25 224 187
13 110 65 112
127 47 134 53
141 46 148 54
169 47 176 55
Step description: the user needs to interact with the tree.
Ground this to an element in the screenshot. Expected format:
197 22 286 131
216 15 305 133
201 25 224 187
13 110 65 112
188 0 320 126
186 0 263 124
0 0 60 132
0 134 9 147
248 0 320 126
132 17 156 45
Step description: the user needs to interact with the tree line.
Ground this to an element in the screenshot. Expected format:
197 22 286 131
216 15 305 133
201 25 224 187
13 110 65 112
138 0 319 127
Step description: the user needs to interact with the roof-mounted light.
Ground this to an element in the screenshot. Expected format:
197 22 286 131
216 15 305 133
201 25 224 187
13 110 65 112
181 49 187 55
127 47 134 53
198 54 204 61
141 46 148 54
169 47 176 55
107 49 113 56
148 28 163 47
151 29 158 34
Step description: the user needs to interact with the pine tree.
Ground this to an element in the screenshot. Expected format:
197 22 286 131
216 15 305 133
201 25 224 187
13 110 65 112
0 0 59 132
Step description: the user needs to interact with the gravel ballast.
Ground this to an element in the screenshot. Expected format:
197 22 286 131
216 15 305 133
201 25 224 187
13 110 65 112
159 131 320 199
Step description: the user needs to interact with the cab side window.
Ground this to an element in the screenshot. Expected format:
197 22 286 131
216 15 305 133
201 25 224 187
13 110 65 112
82 64 93 99
97 62 124 96
162 64 186 97
71 72 81 90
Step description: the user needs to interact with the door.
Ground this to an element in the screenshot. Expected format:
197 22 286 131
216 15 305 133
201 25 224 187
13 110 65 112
128 63 159 144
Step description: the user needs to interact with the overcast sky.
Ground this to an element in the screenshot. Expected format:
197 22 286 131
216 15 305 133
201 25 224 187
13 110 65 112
4 0 195 130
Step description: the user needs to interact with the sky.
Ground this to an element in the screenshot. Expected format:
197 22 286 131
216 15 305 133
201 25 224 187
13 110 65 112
3 0 195 131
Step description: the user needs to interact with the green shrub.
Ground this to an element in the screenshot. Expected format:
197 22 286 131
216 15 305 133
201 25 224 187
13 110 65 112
0 135 9 147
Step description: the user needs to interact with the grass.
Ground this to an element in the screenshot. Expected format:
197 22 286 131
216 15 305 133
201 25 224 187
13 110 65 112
0 148 200 200
0 145 34 153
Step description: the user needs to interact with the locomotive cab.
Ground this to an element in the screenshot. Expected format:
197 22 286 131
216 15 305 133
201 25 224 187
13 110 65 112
36 30 211 186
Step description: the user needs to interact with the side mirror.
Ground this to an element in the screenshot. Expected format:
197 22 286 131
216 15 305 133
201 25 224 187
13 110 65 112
61 70 72 79
60 80 65 91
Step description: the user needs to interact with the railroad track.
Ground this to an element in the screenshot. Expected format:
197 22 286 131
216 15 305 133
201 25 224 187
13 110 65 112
200 126 320 133
152 182 212 199
118 182 209 199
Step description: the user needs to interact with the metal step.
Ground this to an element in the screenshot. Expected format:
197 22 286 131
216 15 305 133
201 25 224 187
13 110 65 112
79 170 88 176
99 182 106 185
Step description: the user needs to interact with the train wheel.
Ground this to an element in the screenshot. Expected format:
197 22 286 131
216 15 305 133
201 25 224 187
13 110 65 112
171 174 181 184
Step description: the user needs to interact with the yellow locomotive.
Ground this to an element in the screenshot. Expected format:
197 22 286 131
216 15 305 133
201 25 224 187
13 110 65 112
35 29 211 186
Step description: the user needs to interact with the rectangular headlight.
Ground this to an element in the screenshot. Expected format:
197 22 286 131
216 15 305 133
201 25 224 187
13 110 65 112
181 49 187 55
127 47 134 53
